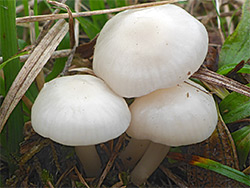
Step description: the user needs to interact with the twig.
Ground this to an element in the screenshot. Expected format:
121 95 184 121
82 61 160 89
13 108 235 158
97 134 126 188
61 45 77 75
55 166 75 187
74 166 90 188
16 0 185 23
48 0 75 48
47 180 55 188
196 10 241 22
243 166 250 175
159 165 188 188
228 118 250 125
31 0 67 49
47 0 77 74
191 67 250 97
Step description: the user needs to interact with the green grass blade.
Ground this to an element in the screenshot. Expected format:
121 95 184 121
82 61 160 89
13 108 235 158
33 0 39 37
22 0 29 16
168 152 250 186
77 17 100 39
0 0 24 174
89 0 108 29
219 84 250 123
0 51 28 71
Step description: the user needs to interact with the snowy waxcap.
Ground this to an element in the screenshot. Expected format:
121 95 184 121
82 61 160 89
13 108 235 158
126 80 218 146
31 75 131 146
93 4 208 97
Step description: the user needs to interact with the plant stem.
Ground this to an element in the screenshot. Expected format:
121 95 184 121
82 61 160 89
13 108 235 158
0 0 24 174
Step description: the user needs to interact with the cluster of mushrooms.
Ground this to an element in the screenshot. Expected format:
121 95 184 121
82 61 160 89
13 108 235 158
31 4 218 186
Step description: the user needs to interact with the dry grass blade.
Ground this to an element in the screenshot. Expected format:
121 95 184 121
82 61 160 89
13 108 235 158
243 166 250 174
16 0 185 23
47 0 75 48
97 134 126 188
0 19 69 132
191 67 250 97
74 166 90 188
47 1 76 75
159 165 188 188
55 166 75 187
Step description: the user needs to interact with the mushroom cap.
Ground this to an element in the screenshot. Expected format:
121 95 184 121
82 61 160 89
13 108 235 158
31 75 131 146
93 4 208 98
126 80 218 146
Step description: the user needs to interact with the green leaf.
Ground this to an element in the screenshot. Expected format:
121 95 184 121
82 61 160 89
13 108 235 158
218 0 250 68
232 125 250 168
217 63 250 75
89 0 108 29
77 17 100 39
168 152 250 186
219 84 250 124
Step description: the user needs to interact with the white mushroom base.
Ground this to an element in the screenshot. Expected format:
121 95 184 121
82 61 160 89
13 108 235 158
119 137 150 170
130 142 170 186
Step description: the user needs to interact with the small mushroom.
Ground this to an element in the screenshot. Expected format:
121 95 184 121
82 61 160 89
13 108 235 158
126 80 218 185
31 75 131 177
93 4 208 97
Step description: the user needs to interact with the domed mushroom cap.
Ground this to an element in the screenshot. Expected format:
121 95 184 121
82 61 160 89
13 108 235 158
93 4 208 98
31 75 131 146
126 80 218 146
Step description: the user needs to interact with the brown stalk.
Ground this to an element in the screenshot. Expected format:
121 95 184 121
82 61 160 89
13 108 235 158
55 166 75 187
74 166 90 188
47 0 75 48
47 0 77 75
191 66 250 97
16 0 185 23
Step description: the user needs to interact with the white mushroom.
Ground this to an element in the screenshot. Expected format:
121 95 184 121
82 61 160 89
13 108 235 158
119 138 150 170
31 75 131 177
126 80 218 185
93 4 208 97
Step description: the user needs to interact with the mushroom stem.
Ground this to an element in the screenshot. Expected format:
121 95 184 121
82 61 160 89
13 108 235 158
75 145 102 177
130 142 170 186
119 137 150 170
